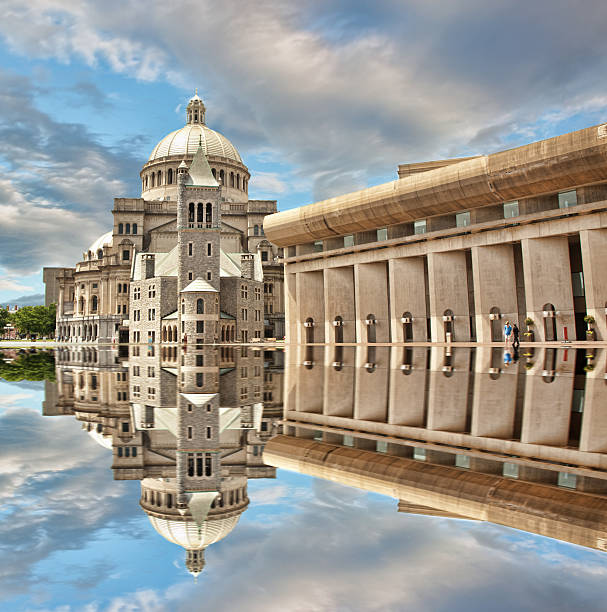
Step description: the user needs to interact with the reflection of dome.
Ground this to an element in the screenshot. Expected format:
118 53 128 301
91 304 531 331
148 124 242 163
147 514 240 549
87 231 113 255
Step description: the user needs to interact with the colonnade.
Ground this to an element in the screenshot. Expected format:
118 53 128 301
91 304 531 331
286 230 607 344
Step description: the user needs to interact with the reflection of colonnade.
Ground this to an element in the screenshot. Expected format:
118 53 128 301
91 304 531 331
267 345 607 551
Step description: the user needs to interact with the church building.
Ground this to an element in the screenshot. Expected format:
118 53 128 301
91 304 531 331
45 92 285 344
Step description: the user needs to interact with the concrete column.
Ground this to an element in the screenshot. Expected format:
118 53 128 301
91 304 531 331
296 270 325 343
388 257 427 342
521 237 575 341
284 271 298 343
580 229 607 340
354 348 389 422
388 347 428 426
471 244 518 343
294 351 324 414
354 262 390 343
520 372 573 446
323 362 355 418
470 369 519 438
324 266 356 343
426 349 471 432
427 251 470 341
579 373 607 452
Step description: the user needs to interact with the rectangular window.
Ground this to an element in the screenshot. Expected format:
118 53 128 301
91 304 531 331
147 366 155 377
572 272 585 297
188 271 193 280
261 251 268 261
206 426 212 439
122 250 130 261
187 426 193 439
455 211 471 227
503 200 519 218
188 242 193 256
205 456 212 476
558 190 577 209
413 219 427 234
343 234 354 247
207 271 212 281
207 243 212 256
313 240 323 252
196 320 204 333
376 228 388 241
196 354 203 367
122 422 129 433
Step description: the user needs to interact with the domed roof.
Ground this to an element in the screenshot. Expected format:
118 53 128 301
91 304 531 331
148 124 242 164
87 231 113 255
148 514 240 550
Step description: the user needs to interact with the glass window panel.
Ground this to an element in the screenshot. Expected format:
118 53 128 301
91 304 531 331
455 212 471 227
503 201 519 218
558 190 577 208
413 447 426 461
377 228 388 241
376 440 388 453
503 462 519 478
558 472 577 489
455 454 470 468
571 272 585 297
414 220 427 235
343 235 354 247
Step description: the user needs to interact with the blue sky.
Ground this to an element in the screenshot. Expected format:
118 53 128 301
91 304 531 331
2 0 607 301
2 377 607 611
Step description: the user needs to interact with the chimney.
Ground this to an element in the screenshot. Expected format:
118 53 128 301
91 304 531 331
240 254 254 280
143 254 155 280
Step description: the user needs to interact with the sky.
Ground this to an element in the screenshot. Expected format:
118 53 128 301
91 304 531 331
2 377 607 612
2 0 607 301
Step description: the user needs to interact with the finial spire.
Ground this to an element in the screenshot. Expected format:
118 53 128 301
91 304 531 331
195 87 198 96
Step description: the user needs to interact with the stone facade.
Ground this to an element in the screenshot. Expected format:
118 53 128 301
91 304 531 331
45 92 284 343
264 123 607 343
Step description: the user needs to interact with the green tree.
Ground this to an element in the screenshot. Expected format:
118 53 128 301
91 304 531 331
0 351 56 382
10 304 56 338
0 308 10 336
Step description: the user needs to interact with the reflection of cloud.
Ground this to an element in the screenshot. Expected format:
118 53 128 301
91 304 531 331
0 405 142 599
101 478 607 611
0 391 35 407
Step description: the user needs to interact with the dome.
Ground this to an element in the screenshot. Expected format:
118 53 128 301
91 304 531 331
88 231 113 255
147 514 240 550
148 123 242 164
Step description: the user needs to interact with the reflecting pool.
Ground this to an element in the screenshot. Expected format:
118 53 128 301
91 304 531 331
1 345 607 611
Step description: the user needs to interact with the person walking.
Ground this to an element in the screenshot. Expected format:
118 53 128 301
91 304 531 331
512 323 520 348
504 320 513 345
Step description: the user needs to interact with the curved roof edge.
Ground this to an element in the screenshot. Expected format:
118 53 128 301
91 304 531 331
263 123 607 247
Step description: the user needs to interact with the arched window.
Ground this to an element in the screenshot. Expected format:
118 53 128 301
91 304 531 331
144 176 148 189
126 223 131 234
402 311 413 341
543 303 557 341
118 223 123 234
196 373 203 387
254 225 259 236
197 202 203 223
237 174 241 189
97 249 103 260
443 309 454 341
151 173 155 187
181 299 185 314
157 170 162 185
206 203 212 225
230 172 234 187
132 223 137 235
211 168 216 178
197 299 204 314
92 295 98 312
167 168 173 184
366 314 377 343
219 169 225 184
189 203 195 223
304 317 314 344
